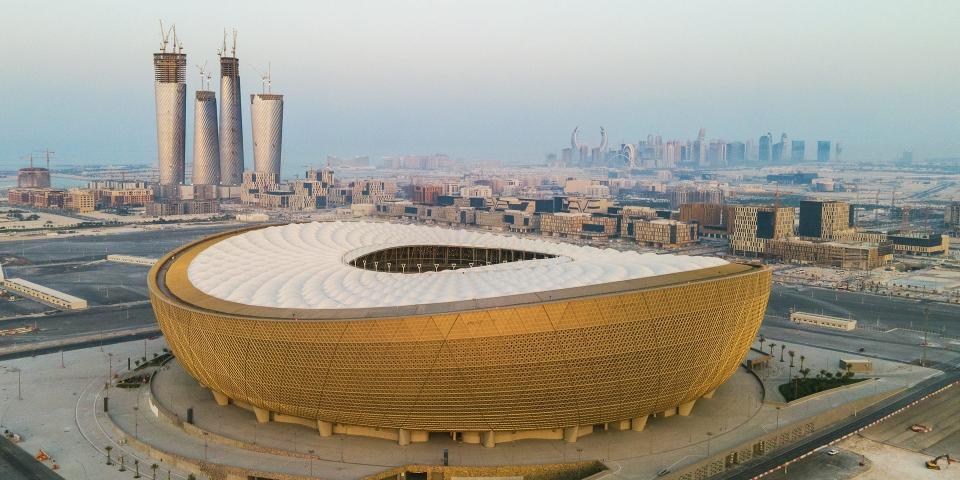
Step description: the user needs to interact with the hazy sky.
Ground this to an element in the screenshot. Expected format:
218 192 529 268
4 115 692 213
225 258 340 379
2 0 958 170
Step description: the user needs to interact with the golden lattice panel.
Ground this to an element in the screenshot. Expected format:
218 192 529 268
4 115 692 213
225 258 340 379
149 227 771 433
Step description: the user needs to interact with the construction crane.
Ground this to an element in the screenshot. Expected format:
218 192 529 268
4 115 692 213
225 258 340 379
874 190 881 228
901 205 911 234
195 62 211 90
41 149 54 169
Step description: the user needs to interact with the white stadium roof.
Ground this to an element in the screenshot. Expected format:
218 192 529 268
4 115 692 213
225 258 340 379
187 221 728 309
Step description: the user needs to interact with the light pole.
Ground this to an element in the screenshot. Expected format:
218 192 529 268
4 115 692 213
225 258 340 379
776 407 781 430
15 368 21 400
706 431 713 457
308 449 315 477
922 307 929 367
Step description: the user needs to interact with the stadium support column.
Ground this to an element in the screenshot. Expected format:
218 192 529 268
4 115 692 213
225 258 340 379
317 420 333 437
482 430 496 448
211 390 229 406
703 389 716 399
631 415 648 432
563 426 579 443
678 399 697 416
253 406 270 423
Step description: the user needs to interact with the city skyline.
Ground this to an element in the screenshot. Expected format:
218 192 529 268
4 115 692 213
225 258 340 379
1 0 959 168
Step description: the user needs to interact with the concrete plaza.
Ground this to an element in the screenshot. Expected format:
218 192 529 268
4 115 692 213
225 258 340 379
0 335 943 480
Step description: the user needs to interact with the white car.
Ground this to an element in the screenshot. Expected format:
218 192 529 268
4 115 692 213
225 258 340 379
826 448 840 456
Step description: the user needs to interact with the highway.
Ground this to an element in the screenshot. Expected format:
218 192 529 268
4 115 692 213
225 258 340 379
718 365 960 479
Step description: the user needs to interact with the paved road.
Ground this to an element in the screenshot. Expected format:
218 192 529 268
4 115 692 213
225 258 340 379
768 284 960 334
0 225 235 357
0 435 63 480
0 224 236 264
718 367 960 479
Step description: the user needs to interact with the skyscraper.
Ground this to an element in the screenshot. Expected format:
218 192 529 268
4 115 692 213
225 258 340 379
759 133 772 162
219 32 244 186
817 141 831 162
791 140 805 163
695 128 707 166
251 89 284 175
780 133 789 162
726 142 746 164
192 90 220 185
154 27 187 186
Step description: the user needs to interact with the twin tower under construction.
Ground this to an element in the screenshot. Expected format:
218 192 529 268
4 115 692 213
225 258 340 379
153 26 284 188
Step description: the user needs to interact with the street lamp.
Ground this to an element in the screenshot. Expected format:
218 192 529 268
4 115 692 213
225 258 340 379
11 368 21 400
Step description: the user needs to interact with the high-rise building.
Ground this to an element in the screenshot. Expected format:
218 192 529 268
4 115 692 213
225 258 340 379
779 133 789 163
251 92 284 175
154 30 187 186
759 133 772 162
192 90 220 185
798 200 851 239
790 140 805 163
772 143 783 163
725 142 746 164
946 202 960 232
694 128 707 166
707 140 726 166
219 33 244 186
817 141 832 162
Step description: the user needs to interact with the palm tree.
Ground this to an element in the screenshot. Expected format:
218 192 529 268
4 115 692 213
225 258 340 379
105 445 113 465
758 335 766 351
799 355 806 371
779 344 786 362
768 343 777 356
800 368 810 379
788 350 796 367
151 463 159 480
818 369 827 380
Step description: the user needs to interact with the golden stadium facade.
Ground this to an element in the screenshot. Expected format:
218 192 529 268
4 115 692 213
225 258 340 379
149 222 771 446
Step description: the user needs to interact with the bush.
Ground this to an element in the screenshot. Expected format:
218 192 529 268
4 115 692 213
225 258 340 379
779 375 866 402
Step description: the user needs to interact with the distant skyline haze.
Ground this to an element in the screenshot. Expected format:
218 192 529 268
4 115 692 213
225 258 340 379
1 0 958 169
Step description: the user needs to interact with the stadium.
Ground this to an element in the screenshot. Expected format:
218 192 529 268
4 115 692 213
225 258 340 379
148 221 771 446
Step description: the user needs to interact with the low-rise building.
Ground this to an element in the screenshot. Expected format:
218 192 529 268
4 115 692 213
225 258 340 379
765 238 893 270
540 212 619 239
790 311 856 331
728 205 795 256
625 218 698 249
146 199 220 216
65 189 95 213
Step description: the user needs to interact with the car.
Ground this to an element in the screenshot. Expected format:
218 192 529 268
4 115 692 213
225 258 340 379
826 449 840 456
